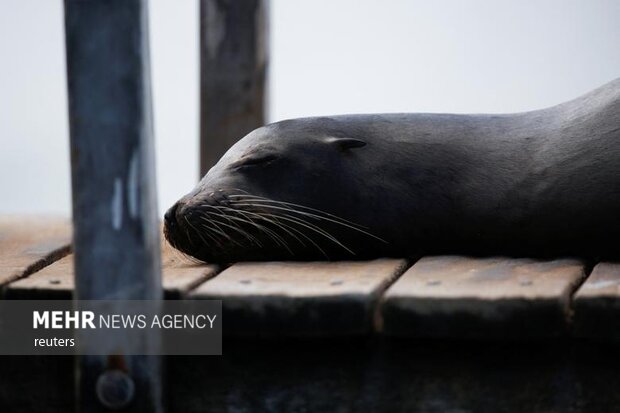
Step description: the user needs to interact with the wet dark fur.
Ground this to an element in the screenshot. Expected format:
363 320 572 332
165 78 620 263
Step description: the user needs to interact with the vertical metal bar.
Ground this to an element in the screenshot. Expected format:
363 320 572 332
199 0 269 176
64 0 163 411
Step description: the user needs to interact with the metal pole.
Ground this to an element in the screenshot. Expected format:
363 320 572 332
199 0 269 176
64 0 163 411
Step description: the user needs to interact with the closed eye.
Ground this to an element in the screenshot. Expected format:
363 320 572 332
232 154 279 169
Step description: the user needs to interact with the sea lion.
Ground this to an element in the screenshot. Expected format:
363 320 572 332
164 78 620 263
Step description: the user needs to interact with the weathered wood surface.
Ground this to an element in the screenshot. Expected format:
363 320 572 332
191 259 409 336
573 262 620 340
199 0 269 175
159 244 221 298
380 256 587 338
0 216 71 287
6 216 620 342
5 243 220 300
5 254 74 299
64 0 163 409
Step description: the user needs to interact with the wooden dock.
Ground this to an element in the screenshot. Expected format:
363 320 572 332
2 217 620 412
3 217 619 340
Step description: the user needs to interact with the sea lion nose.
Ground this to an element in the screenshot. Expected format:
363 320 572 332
164 202 179 226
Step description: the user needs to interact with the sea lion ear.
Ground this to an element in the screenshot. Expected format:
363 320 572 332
324 137 367 151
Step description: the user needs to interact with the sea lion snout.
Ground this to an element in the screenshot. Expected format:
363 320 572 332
164 202 179 226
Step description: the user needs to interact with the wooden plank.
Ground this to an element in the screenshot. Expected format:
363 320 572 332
5 242 220 300
64 0 162 410
199 0 269 175
380 256 586 338
573 262 620 340
4 254 74 300
159 244 221 298
0 216 71 287
190 259 409 336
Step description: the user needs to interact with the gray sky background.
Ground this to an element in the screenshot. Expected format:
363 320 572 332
1 0 619 217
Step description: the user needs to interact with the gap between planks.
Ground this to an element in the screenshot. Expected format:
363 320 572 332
0 216 72 289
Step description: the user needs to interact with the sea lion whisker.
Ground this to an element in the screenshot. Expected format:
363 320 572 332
198 214 255 248
200 224 227 248
212 208 296 250
201 212 262 249
224 208 330 258
206 213 266 248
258 211 356 255
213 204 334 257
195 221 226 248
229 196 368 230
200 206 263 247
201 203 295 251
182 216 197 247
224 208 329 260
208 211 293 254
248 212 330 258
191 215 227 248
199 209 252 250
278 215 354 255
226 202 346 246
176 248 206 265
231 202 387 244
214 206 307 249
202 210 293 254
204 208 296 250
196 215 245 247
208 213 276 249
228 194 369 229
183 215 215 249
235 196 371 231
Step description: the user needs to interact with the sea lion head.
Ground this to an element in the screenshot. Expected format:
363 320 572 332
164 117 391 262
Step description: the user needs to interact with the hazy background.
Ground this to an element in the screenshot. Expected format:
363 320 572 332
1 0 619 217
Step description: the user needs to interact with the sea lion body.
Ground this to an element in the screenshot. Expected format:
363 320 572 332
165 78 620 262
